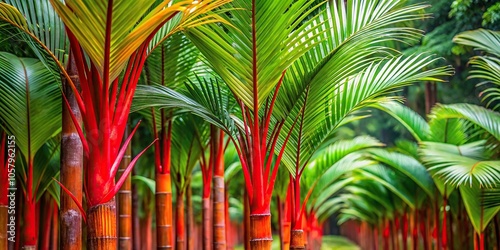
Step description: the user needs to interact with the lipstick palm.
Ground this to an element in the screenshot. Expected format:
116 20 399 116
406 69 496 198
0 52 61 249
1 0 231 248
135 1 451 247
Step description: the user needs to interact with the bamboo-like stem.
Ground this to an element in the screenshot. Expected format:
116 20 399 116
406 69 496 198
156 173 173 249
213 128 226 250
175 190 186 250
186 182 194 250
118 125 132 250
141 206 153 250
132 179 141 250
249 213 272 249
213 175 226 250
290 229 305 250
202 196 212 250
0 205 6 249
87 199 117 249
60 53 83 250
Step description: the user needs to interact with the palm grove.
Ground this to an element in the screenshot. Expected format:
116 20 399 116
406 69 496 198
0 0 498 250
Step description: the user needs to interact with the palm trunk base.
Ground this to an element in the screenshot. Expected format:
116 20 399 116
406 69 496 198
156 173 173 249
0 205 7 250
87 199 117 249
290 229 305 250
213 176 226 250
250 213 272 249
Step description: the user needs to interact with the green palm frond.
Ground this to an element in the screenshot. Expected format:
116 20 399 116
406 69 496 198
0 52 61 161
170 114 208 191
1 0 68 64
460 178 500 234
280 55 451 175
372 101 430 142
356 165 416 209
419 141 500 188
184 0 327 109
453 29 500 57
454 29 500 111
368 148 435 198
429 104 500 142
0 52 61 199
48 0 230 82
483 188 500 209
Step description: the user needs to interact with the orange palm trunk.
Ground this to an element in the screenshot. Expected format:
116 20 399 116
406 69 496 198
212 128 226 250
202 196 212 250
249 213 272 249
118 125 133 250
87 199 117 249
59 53 83 250
0 204 6 249
156 173 174 249
176 190 186 250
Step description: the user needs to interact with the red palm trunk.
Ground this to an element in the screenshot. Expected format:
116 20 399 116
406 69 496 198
23 160 36 249
442 196 448 250
212 128 226 250
0 132 9 249
402 212 408 250
176 190 186 250
187 183 194 250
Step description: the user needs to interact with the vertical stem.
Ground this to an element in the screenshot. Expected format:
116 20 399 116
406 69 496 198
250 213 272 249
41 196 53 250
402 212 408 250
479 232 484 250
87 199 117 249
213 128 226 250
23 160 36 249
187 182 194 250
0 204 6 250
434 192 440 250
225 191 233 250
118 124 132 250
494 215 500 250
132 179 141 250
176 190 185 250
156 173 173 249
60 53 83 250
413 210 419 250
278 197 284 250
202 197 212 250
244 191 250 250
51 200 59 250
442 195 448 250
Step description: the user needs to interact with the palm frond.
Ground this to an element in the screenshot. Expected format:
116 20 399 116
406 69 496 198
419 141 500 188
368 148 435 198
429 104 500 142
0 52 61 160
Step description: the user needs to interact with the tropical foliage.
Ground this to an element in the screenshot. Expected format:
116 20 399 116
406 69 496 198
0 0 498 250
